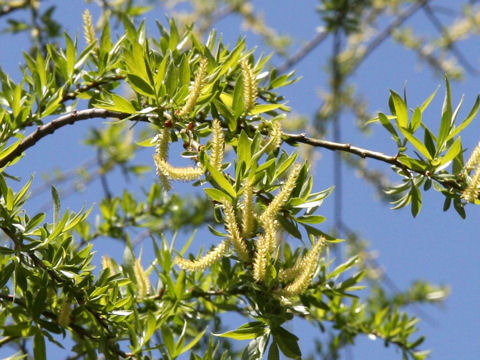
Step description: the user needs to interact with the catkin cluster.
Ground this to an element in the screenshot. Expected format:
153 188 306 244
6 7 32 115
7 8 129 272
153 119 225 190
174 158 324 298
462 140 480 202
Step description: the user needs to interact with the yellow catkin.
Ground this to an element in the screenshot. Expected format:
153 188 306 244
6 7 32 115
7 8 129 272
154 128 171 191
58 299 71 327
101 256 116 275
154 155 204 182
82 10 96 45
179 58 208 117
462 168 480 202
259 164 302 224
264 219 278 253
209 119 225 170
133 259 151 298
223 201 250 261
276 238 325 297
253 235 269 282
266 121 283 153
241 179 256 238
241 58 257 114
175 240 229 271
464 140 480 173
278 237 325 283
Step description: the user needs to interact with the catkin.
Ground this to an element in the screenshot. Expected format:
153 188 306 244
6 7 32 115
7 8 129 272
82 10 96 45
175 240 230 271
260 164 302 224
178 58 208 116
241 59 257 114
223 201 250 261
276 237 325 297
209 119 225 170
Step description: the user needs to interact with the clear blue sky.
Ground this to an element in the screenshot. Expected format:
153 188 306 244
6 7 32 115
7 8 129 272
1 1 479 359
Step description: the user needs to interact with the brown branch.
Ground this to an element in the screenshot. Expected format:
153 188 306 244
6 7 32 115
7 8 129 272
0 107 462 193
279 129 462 191
0 108 153 168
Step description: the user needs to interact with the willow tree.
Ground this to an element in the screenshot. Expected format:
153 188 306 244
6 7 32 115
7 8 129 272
0 1 478 359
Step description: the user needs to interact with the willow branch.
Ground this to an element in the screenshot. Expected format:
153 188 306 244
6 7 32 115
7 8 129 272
0 108 152 168
0 108 462 192
423 4 479 75
350 0 429 73
277 29 328 74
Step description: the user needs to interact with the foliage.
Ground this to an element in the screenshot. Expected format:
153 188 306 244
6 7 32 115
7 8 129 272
0 1 476 359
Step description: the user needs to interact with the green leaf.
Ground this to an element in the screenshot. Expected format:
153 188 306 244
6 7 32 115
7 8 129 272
410 183 422 217
51 186 60 224
328 256 358 280
377 113 401 146
277 216 302 239
232 76 245 119
204 188 232 203
213 322 267 340
64 32 76 78
397 156 427 172
14 176 33 206
447 95 480 140
267 341 280 360
390 90 409 128
177 327 207 355
420 86 439 112
141 313 157 347
438 137 462 166
161 324 175 356
295 215 326 224
249 104 289 115
205 162 236 198
399 127 432 160
237 130 252 169
34 332 46 360
271 327 301 360
410 107 422 132
127 73 155 97
95 94 136 113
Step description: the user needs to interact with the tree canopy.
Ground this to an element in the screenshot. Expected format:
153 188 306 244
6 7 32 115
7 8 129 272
0 1 479 359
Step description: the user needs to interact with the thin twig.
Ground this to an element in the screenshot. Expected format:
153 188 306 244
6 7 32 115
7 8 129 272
277 29 328 74
350 0 429 73
61 75 125 103
97 148 112 200
423 4 479 75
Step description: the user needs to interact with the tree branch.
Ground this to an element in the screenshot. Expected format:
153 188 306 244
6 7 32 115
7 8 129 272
423 4 479 75
0 108 152 168
279 129 462 191
277 29 329 74
0 107 463 193
350 0 429 73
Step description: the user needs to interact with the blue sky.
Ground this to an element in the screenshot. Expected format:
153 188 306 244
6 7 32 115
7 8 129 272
1 1 480 359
